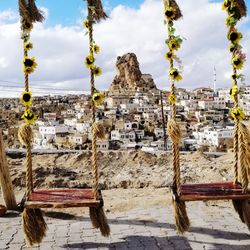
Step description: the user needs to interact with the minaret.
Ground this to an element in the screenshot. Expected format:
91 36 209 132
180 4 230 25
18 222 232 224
213 66 216 95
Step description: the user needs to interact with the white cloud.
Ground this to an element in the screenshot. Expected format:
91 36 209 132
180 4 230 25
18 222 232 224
0 0 250 97
0 9 18 24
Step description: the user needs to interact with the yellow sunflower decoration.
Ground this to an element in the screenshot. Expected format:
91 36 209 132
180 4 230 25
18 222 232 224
23 57 37 74
93 44 100 54
21 109 37 125
165 51 174 61
231 73 237 80
232 55 244 70
20 91 32 106
24 42 33 51
83 20 90 29
222 0 231 11
169 68 182 81
228 28 242 44
168 94 176 104
85 54 95 68
164 6 176 21
231 107 245 121
229 84 238 102
168 39 181 51
92 90 104 106
229 43 237 53
92 66 102 76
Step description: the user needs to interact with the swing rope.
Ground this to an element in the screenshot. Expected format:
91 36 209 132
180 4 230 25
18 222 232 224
84 0 110 237
88 19 99 199
163 0 190 234
222 0 250 229
18 0 47 246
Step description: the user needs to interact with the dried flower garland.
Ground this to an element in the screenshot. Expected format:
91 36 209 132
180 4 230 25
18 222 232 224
223 0 247 121
20 19 37 124
164 0 183 105
83 17 103 106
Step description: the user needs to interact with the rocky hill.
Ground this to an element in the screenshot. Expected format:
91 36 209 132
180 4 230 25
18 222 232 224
7 151 234 191
108 53 158 95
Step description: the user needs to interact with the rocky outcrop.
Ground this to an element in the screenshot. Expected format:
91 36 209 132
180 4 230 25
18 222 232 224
108 53 158 95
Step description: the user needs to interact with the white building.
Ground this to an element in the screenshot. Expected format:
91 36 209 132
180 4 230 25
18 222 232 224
76 122 91 133
111 130 136 142
154 128 165 139
193 127 234 147
64 118 77 127
39 125 69 140
43 112 57 122
124 121 139 130
142 112 155 121
97 140 109 150
68 134 88 146
218 88 231 102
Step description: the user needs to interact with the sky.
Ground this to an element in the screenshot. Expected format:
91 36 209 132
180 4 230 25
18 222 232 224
0 0 250 97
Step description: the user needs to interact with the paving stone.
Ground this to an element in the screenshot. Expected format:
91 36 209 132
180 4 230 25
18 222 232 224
0 203 250 249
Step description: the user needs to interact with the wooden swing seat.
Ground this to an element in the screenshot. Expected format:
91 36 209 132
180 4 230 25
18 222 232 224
178 182 250 202
24 189 102 209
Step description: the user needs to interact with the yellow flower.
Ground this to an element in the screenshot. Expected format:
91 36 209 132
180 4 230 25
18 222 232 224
228 28 242 44
229 84 238 102
21 109 37 125
168 94 176 104
231 74 237 81
232 55 244 70
222 0 232 11
85 54 95 68
169 39 180 51
20 91 32 107
93 44 100 54
24 42 33 51
83 20 90 29
165 51 174 61
169 68 182 81
229 43 237 53
23 57 37 74
92 91 104 106
92 66 102 76
164 6 176 21
231 107 245 121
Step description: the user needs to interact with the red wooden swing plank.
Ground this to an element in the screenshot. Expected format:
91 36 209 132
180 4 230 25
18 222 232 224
25 189 101 209
179 182 250 202
182 182 241 189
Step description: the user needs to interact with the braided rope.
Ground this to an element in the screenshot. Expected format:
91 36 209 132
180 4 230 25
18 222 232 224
18 124 34 196
24 48 29 92
88 11 99 199
167 85 181 195
239 123 249 193
171 85 181 196
233 121 239 184
21 31 33 196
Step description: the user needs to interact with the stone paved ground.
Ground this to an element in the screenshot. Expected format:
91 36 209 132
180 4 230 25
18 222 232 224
0 201 250 250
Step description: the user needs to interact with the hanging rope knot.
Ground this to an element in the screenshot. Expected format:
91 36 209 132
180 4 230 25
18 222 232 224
87 0 108 22
93 122 106 140
19 0 44 25
167 119 181 144
18 123 33 147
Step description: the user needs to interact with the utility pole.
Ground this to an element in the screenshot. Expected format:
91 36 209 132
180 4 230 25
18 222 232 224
160 91 167 151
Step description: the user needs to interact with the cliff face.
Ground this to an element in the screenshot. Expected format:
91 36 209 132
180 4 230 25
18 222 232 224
108 53 158 95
